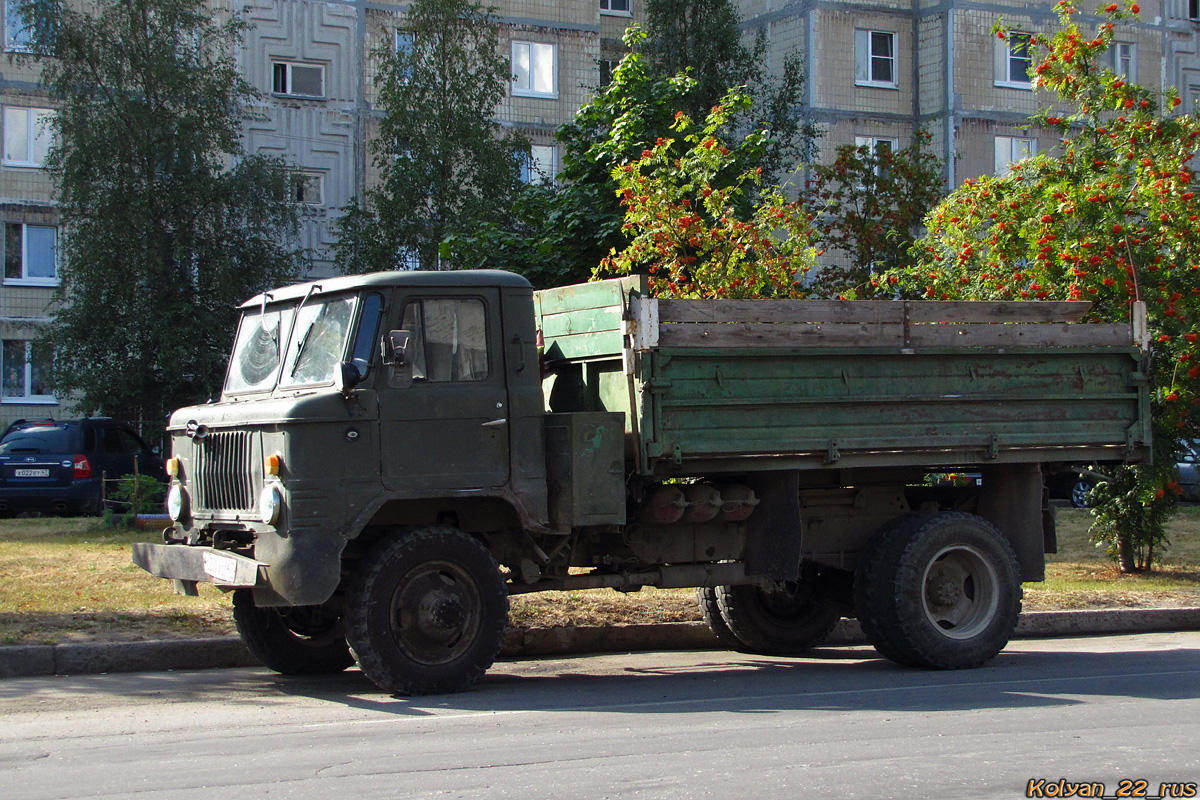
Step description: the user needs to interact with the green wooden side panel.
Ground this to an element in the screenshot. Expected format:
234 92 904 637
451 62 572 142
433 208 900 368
534 276 646 362
637 347 1149 474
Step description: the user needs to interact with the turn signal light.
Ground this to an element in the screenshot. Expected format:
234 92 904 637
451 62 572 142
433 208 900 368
265 453 283 476
166 457 180 478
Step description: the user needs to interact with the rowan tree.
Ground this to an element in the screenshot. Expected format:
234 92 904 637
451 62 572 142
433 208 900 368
597 93 816 299
885 0 1200 571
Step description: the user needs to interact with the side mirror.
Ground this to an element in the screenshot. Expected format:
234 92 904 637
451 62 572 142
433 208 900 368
382 330 413 366
339 361 363 391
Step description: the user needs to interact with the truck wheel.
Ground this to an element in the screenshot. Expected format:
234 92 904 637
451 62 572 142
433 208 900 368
854 512 1022 670
232 589 354 675
713 582 838 655
344 526 509 696
695 586 749 651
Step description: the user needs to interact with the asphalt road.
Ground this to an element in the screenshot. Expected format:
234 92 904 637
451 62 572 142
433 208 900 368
2 633 1198 800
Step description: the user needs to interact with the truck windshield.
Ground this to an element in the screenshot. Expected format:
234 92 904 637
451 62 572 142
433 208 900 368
225 304 296 394
224 294 357 395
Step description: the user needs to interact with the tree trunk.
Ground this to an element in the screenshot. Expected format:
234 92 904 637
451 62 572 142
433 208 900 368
1116 531 1139 574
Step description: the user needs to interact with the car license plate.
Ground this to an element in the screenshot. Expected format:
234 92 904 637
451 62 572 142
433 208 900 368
202 551 239 583
13 468 49 478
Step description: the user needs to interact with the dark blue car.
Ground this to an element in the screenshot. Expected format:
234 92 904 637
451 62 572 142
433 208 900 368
0 418 166 516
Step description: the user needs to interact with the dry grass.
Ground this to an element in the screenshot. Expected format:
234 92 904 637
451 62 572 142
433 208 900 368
0 518 234 645
2 506 1200 645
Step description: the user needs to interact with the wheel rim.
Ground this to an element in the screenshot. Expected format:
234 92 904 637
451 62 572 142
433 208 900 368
1071 480 1091 508
920 544 1000 639
388 559 482 666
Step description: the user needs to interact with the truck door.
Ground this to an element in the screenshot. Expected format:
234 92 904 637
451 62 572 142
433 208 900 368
380 290 510 490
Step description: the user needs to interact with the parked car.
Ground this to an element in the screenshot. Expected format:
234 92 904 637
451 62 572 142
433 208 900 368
1176 440 1200 501
0 418 165 516
1045 468 1098 509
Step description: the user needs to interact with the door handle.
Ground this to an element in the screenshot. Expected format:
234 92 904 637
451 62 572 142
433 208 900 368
481 418 507 428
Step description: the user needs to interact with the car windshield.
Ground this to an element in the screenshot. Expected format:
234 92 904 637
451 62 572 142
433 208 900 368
224 293 358 395
0 425 71 454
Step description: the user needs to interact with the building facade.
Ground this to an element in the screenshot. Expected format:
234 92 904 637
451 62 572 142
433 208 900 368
0 0 1197 429
738 0 1200 185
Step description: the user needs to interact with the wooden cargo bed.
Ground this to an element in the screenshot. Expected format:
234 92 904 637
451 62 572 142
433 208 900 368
535 278 1151 478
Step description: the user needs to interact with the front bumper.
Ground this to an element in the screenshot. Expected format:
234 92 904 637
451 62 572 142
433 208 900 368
132 542 264 588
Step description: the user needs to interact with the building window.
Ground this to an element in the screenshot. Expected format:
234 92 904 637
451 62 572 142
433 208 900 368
272 61 324 98
291 172 323 205
3 106 53 167
1114 42 1136 82
599 59 617 87
4 0 35 51
855 30 896 88
1191 0 1199 20
600 0 631 16
395 31 414 83
4 223 56 284
994 135 1036 176
996 32 1033 88
512 41 556 98
520 145 557 184
855 136 898 177
2 340 54 403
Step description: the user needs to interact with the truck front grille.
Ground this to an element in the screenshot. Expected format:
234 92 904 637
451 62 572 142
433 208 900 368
193 431 254 512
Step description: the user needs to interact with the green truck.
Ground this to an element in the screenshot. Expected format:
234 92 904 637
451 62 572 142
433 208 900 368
132 269 1151 695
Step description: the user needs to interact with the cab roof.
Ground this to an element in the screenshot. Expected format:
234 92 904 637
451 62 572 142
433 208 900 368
238 269 533 309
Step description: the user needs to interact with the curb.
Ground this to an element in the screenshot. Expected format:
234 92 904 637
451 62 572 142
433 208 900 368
3 607 1199 679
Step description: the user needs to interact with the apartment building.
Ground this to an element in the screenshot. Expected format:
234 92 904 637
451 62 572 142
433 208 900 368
0 0 637 428
1 0 1196 428
737 0 1200 185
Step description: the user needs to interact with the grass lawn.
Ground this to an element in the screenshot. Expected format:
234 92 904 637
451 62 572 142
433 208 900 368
2 506 1199 645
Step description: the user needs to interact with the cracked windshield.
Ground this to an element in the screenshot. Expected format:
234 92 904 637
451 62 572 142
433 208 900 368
224 295 356 394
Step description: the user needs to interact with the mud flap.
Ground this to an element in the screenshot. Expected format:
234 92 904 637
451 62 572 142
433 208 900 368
743 470 802 581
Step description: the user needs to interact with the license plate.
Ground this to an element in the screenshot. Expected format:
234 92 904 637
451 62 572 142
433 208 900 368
13 468 49 478
202 551 239 583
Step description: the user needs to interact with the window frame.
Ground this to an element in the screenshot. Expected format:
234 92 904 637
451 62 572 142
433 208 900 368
1 339 55 404
3 222 57 286
271 60 326 99
4 0 34 52
599 0 631 17
996 32 1033 89
1114 41 1136 82
292 171 323 206
511 41 557 99
3 105 53 168
520 144 557 184
994 135 1037 176
854 136 899 178
854 29 897 89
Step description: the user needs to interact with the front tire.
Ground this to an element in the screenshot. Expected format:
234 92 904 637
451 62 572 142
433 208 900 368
344 526 509 695
232 589 354 675
854 512 1021 670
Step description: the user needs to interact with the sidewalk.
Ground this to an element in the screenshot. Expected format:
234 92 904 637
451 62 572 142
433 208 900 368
3 607 1198 679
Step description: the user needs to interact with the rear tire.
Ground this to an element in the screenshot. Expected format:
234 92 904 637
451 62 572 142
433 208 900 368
714 582 838 655
232 589 354 675
854 512 1022 670
344 526 509 695
695 586 748 651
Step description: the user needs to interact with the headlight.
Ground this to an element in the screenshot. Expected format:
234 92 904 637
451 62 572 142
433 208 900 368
167 484 188 521
259 483 283 525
